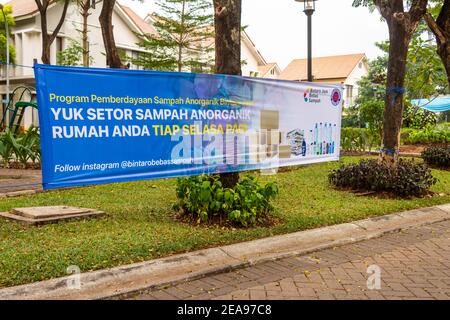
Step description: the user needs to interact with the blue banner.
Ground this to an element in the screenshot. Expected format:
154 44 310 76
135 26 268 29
35 65 342 190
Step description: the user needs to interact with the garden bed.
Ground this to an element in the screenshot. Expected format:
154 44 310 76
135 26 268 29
0 156 449 288
0 162 41 170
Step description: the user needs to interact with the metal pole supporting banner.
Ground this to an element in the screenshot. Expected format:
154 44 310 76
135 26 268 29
306 11 312 82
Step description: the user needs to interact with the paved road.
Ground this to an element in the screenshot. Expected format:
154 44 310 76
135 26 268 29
129 220 450 300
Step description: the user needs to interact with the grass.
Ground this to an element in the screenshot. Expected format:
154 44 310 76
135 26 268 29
0 156 449 288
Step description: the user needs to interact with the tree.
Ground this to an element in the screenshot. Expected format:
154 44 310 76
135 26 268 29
0 4 16 64
213 0 241 76
57 39 93 66
355 37 447 103
134 0 214 72
99 0 125 68
57 39 83 66
35 0 70 64
359 99 385 138
405 25 449 99
351 42 439 133
77 0 93 67
355 44 388 104
353 0 429 165
213 0 242 188
424 0 450 86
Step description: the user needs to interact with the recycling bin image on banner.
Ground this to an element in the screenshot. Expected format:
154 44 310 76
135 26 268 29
34 64 343 190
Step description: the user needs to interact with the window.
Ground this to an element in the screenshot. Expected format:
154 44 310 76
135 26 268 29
249 71 260 77
56 37 63 53
130 51 140 70
191 66 204 73
346 85 354 106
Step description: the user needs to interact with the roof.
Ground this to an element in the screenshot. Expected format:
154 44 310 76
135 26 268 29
280 53 366 81
7 0 39 18
8 0 156 36
257 63 279 77
118 4 157 36
241 30 266 66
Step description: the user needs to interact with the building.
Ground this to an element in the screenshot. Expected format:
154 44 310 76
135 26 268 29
280 53 369 107
0 0 278 128
241 31 280 79
1 0 155 127
257 63 282 79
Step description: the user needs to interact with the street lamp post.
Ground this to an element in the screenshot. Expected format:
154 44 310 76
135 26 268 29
295 0 317 82
0 4 9 122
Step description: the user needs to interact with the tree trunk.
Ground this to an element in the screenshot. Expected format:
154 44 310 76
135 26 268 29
376 0 428 166
36 0 70 65
213 0 242 188
41 33 51 65
99 0 124 68
425 0 450 87
81 0 91 67
439 43 450 87
178 0 186 72
39 4 50 65
380 19 411 165
214 0 242 76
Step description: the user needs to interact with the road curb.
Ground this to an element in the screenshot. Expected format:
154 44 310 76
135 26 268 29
0 203 449 300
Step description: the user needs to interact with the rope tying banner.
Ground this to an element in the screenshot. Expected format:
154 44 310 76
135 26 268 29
380 147 399 155
386 87 406 104
0 61 35 69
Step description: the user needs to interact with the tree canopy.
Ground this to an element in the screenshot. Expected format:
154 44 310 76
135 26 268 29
0 5 16 64
133 0 214 72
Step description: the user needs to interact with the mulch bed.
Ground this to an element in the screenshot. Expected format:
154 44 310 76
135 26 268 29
0 162 41 170
172 210 281 229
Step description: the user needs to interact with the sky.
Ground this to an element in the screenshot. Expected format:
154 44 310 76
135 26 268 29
120 0 389 70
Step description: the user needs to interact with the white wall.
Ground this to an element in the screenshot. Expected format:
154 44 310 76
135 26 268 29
241 39 260 77
12 2 143 69
263 66 280 79
4 2 145 128
343 59 369 107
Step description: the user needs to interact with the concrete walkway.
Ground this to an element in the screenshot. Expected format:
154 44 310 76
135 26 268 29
0 204 449 300
133 219 450 300
0 168 41 196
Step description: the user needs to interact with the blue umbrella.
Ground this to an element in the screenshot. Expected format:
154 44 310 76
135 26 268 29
411 96 450 112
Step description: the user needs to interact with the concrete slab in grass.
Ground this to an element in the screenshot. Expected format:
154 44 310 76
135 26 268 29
11 206 93 219
0 206 105 226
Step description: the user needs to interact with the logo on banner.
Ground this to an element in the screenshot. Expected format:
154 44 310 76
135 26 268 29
303 88 321 104
330 88 342 106
303 88 311 102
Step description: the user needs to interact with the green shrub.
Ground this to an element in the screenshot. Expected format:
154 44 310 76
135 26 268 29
0 127 41 168
0 129 15 167
436 122 450 131
402 103 437 129
421 146 450 168
328 159 437 197
175 174 279 227
341 114 360 128
401 127 450 145
340 128 381 152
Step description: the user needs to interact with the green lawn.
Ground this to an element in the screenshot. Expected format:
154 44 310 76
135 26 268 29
0 156 449 288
